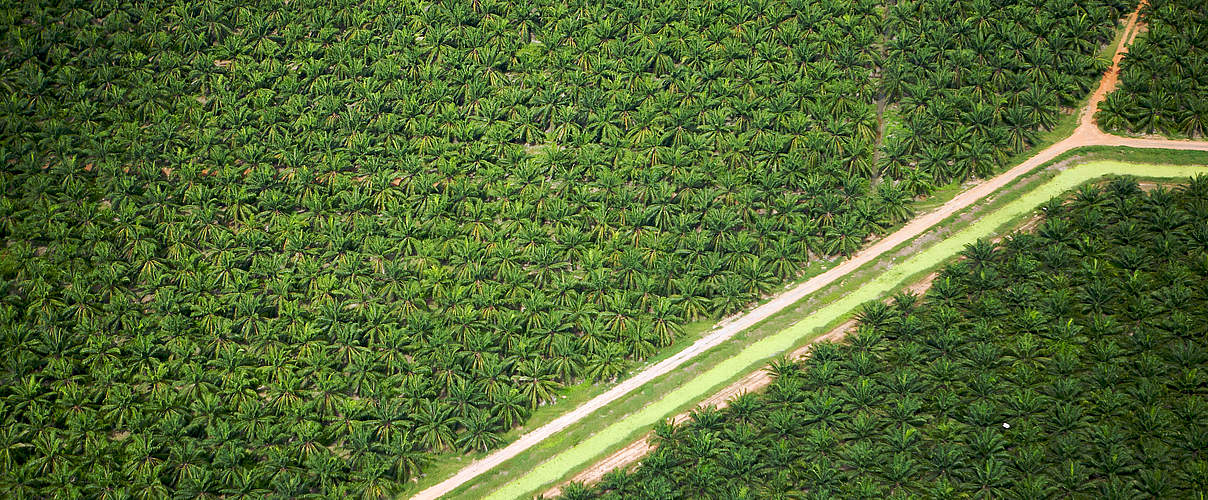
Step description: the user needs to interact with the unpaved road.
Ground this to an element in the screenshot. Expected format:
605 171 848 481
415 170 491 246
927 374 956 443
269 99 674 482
411 3 1208 498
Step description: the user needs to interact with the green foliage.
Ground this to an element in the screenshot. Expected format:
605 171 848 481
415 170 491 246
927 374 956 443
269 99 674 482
884 0 1129 185
1097 0 1208 137
0 0 889 495
572 175 1208 498
0 0 1132 496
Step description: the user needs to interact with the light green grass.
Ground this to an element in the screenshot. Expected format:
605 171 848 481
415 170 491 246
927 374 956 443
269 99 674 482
410 317 716 485
408 246 865 493
410 152 1012 496
425 147 1208 500
425 175 1009 498
486 160 1208 500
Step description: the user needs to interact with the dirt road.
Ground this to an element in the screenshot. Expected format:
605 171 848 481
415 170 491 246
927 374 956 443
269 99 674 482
411 3 1208 498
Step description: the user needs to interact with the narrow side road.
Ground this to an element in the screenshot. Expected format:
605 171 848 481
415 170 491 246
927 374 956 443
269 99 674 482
412 2 1206 498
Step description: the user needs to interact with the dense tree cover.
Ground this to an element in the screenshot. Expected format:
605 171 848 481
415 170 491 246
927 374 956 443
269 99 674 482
0 0 1139 497
880 0 1129 188
563 176 1208 499
0 0 894 496
1097 0 1208 137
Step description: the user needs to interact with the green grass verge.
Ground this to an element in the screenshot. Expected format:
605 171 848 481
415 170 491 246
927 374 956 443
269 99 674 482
408 139 1044 496
407 252 875 496
422 145 1208 499
407 233 882 493
417 157 1030 497
483 155 1208 500
407 319 717 486
407 250 870 493
426 148 1208 500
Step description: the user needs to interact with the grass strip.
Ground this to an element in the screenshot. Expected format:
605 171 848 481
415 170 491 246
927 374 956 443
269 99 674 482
436 148 1208 499
419 146 1208 499
485 159 1208 500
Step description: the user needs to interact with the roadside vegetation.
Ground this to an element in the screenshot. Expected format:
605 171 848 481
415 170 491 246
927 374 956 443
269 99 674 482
561 175 1208 499
0 0 1149 498
1097 0 1208 137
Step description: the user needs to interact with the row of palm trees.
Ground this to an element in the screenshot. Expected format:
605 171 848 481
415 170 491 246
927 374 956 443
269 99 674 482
563 176 1208 499
1096 0 1208 137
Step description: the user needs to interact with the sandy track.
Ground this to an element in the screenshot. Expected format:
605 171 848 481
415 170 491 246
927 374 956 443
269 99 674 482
411 3 1208 498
